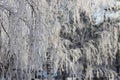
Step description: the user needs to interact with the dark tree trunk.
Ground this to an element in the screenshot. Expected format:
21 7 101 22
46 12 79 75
116 50 120 75
61 69 66 80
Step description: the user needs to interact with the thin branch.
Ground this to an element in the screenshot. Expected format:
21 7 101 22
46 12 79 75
1 23 10 46
1 23 10 38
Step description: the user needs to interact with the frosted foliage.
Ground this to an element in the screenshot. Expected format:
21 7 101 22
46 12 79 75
0 0 120 80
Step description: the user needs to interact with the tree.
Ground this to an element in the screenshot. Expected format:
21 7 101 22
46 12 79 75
0 0 120 80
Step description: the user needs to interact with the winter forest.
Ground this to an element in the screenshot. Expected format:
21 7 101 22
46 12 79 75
0 0 120 80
